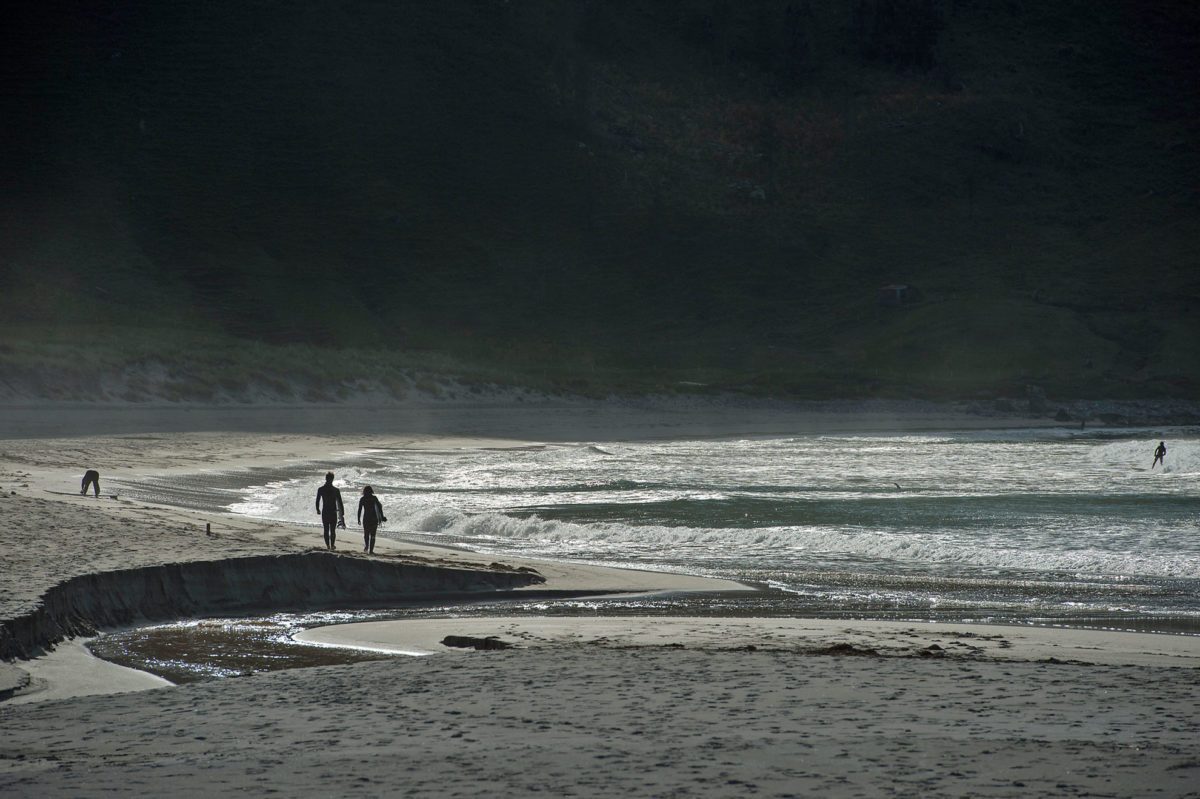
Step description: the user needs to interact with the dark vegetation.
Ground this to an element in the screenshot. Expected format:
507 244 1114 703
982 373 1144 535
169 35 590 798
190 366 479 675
1 0 1197 399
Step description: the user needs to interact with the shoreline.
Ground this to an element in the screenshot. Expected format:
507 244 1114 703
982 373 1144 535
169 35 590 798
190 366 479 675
2 409 1199 796
3 414 1197 660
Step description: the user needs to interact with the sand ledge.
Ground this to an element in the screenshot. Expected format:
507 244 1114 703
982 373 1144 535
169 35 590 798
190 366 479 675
0 551 545 661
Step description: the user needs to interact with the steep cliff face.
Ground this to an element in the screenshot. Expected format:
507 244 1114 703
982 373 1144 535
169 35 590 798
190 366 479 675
0 552 544 660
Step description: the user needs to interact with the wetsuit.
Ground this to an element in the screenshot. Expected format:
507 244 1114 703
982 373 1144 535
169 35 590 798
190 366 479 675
1153 443 1167 468
81 469 100 497
358 495 385 554
316 483 345 549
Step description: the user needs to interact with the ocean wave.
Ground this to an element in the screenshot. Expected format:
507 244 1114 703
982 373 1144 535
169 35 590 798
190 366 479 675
1088 438 1199 474
214 434 1200 583
368 502 1200 579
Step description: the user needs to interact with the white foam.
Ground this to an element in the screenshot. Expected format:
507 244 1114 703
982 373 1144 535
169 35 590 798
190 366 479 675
228 467 372 520
1088 438 1200 474
220 433 1200 581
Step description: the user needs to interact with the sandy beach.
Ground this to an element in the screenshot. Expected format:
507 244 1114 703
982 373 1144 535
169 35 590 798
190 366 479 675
1 404 1198 797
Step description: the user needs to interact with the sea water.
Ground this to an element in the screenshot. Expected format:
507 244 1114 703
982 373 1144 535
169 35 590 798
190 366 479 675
115 428 1200 633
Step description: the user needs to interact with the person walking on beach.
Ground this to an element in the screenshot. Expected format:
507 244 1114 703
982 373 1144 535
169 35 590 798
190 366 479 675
357 486 387 554
1152 441 1167 469
80 469 100 497
316 472 345 550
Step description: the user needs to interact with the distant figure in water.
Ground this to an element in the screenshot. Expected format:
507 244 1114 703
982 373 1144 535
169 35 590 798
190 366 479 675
80 469 100 497
315 472 345 550
358 486 387 554
1152 441 1167 469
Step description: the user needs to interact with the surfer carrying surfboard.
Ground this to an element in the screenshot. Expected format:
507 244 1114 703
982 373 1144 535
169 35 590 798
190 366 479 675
316 472 345 550
1152 441 1166 469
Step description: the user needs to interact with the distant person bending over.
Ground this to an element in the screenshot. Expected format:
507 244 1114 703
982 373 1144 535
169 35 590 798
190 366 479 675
358 486 387 554
316 472 345 550
1152 441 1167 469
80 469 100 497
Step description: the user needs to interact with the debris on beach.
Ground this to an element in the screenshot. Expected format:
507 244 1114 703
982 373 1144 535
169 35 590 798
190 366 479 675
812 642 880 657
441 635 513 651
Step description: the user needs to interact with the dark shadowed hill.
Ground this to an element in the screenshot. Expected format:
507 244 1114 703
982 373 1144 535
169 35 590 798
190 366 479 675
1 1 1197 400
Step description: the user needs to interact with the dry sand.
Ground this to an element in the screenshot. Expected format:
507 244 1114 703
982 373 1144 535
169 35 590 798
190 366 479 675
1 406 1198 797
3 647 1199 797
4 640 172 706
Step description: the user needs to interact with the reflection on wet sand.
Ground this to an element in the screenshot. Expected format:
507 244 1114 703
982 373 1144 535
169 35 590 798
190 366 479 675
88 617 394 684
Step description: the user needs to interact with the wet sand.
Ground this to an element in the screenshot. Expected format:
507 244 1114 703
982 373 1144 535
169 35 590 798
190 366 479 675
296 615 1200 668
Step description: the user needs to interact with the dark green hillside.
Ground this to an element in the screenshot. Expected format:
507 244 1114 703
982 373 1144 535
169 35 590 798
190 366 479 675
1 1 1197 399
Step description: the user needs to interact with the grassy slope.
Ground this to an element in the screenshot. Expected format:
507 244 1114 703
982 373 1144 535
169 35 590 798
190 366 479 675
0 1 1197 400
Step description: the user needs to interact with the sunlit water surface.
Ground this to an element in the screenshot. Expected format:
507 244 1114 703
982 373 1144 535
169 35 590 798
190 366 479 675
102 428 1200 680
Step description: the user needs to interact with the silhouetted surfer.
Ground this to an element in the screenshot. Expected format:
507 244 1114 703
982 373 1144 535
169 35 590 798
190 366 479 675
1152 441 1166 469
357 486 386 554
315 472 345 550
80 469 100 497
